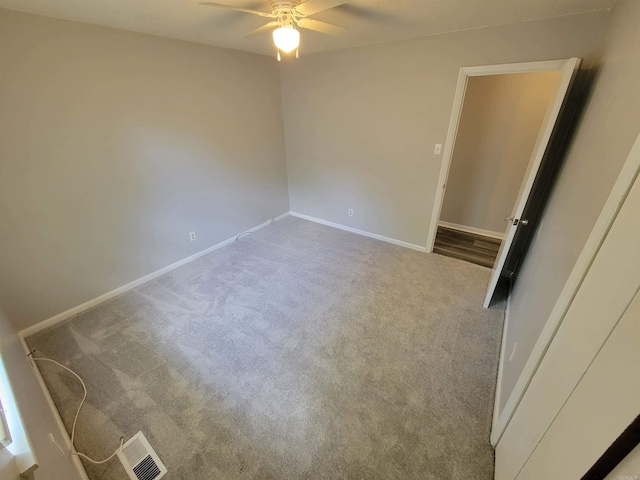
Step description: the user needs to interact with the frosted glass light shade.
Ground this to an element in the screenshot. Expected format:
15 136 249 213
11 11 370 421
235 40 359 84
273 26 300 53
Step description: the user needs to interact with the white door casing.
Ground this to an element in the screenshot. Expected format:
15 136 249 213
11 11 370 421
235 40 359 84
423 58 581 306
482 58 581 307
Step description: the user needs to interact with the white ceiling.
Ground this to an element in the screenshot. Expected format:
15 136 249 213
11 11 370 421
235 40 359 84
0 0 616 56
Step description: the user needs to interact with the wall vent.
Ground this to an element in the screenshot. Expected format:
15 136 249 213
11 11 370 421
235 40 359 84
117 431 167 480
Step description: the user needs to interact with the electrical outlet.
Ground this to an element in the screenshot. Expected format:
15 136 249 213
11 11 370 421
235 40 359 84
189 231 196 242
434 143 442 155
348 209 354 217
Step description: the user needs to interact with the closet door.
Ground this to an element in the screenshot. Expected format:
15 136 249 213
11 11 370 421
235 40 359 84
515 289 640 479
494 140 640 480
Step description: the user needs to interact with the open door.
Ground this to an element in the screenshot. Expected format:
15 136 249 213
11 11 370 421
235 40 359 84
483 57 581 307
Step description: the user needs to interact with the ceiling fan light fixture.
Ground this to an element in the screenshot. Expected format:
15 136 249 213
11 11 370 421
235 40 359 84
273 25 300 53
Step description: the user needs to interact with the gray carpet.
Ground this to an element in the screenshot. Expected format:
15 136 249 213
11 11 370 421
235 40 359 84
27 217 504 480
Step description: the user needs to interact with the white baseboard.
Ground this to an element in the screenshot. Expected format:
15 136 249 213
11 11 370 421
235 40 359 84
19 212 290 338
19 336 90 480
438 221 504 240
491 286 511 447
21 209 421 337
290 212 427 252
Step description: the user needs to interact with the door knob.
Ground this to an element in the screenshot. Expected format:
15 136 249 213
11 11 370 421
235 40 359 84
504 216 529 226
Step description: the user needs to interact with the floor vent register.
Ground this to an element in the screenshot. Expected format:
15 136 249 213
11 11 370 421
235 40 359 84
117 431 167 480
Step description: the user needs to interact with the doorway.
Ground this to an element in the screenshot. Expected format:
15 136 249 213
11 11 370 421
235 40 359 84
434 71 562 267
427 59 581 307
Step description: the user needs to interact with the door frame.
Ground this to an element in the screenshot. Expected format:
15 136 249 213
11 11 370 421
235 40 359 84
425 59 573 254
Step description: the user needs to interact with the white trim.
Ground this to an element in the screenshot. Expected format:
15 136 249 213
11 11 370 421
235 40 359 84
19 336 89 480
490 129 640 446
438 221 504 240
15 455 38 478
0 348 37 476
426 66 467 253
0 389 12 450
19 212 290 338
482 57 581 309
425 58 576 254
0 406 6 445
290 212 427 252
462 59 568 77
491 279 511 445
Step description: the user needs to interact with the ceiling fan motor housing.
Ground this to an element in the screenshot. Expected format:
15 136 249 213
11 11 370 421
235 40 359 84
200 0 349 59
270 0 303 25
269 0 302 14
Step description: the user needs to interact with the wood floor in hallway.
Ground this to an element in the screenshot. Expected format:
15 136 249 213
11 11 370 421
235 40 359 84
434 226 501 268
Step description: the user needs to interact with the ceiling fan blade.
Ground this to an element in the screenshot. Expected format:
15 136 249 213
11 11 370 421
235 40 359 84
199 2 274 17
295 0 350 16
297 18 347 36
243 21 279 37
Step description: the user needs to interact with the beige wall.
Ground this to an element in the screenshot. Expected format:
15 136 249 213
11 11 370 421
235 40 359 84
500 0 640 411
441 72 562 235
280 11 607 248
0 308 85 479
0 10 289 331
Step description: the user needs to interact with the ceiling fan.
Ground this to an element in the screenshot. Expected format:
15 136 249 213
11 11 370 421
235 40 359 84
200 0 352 60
